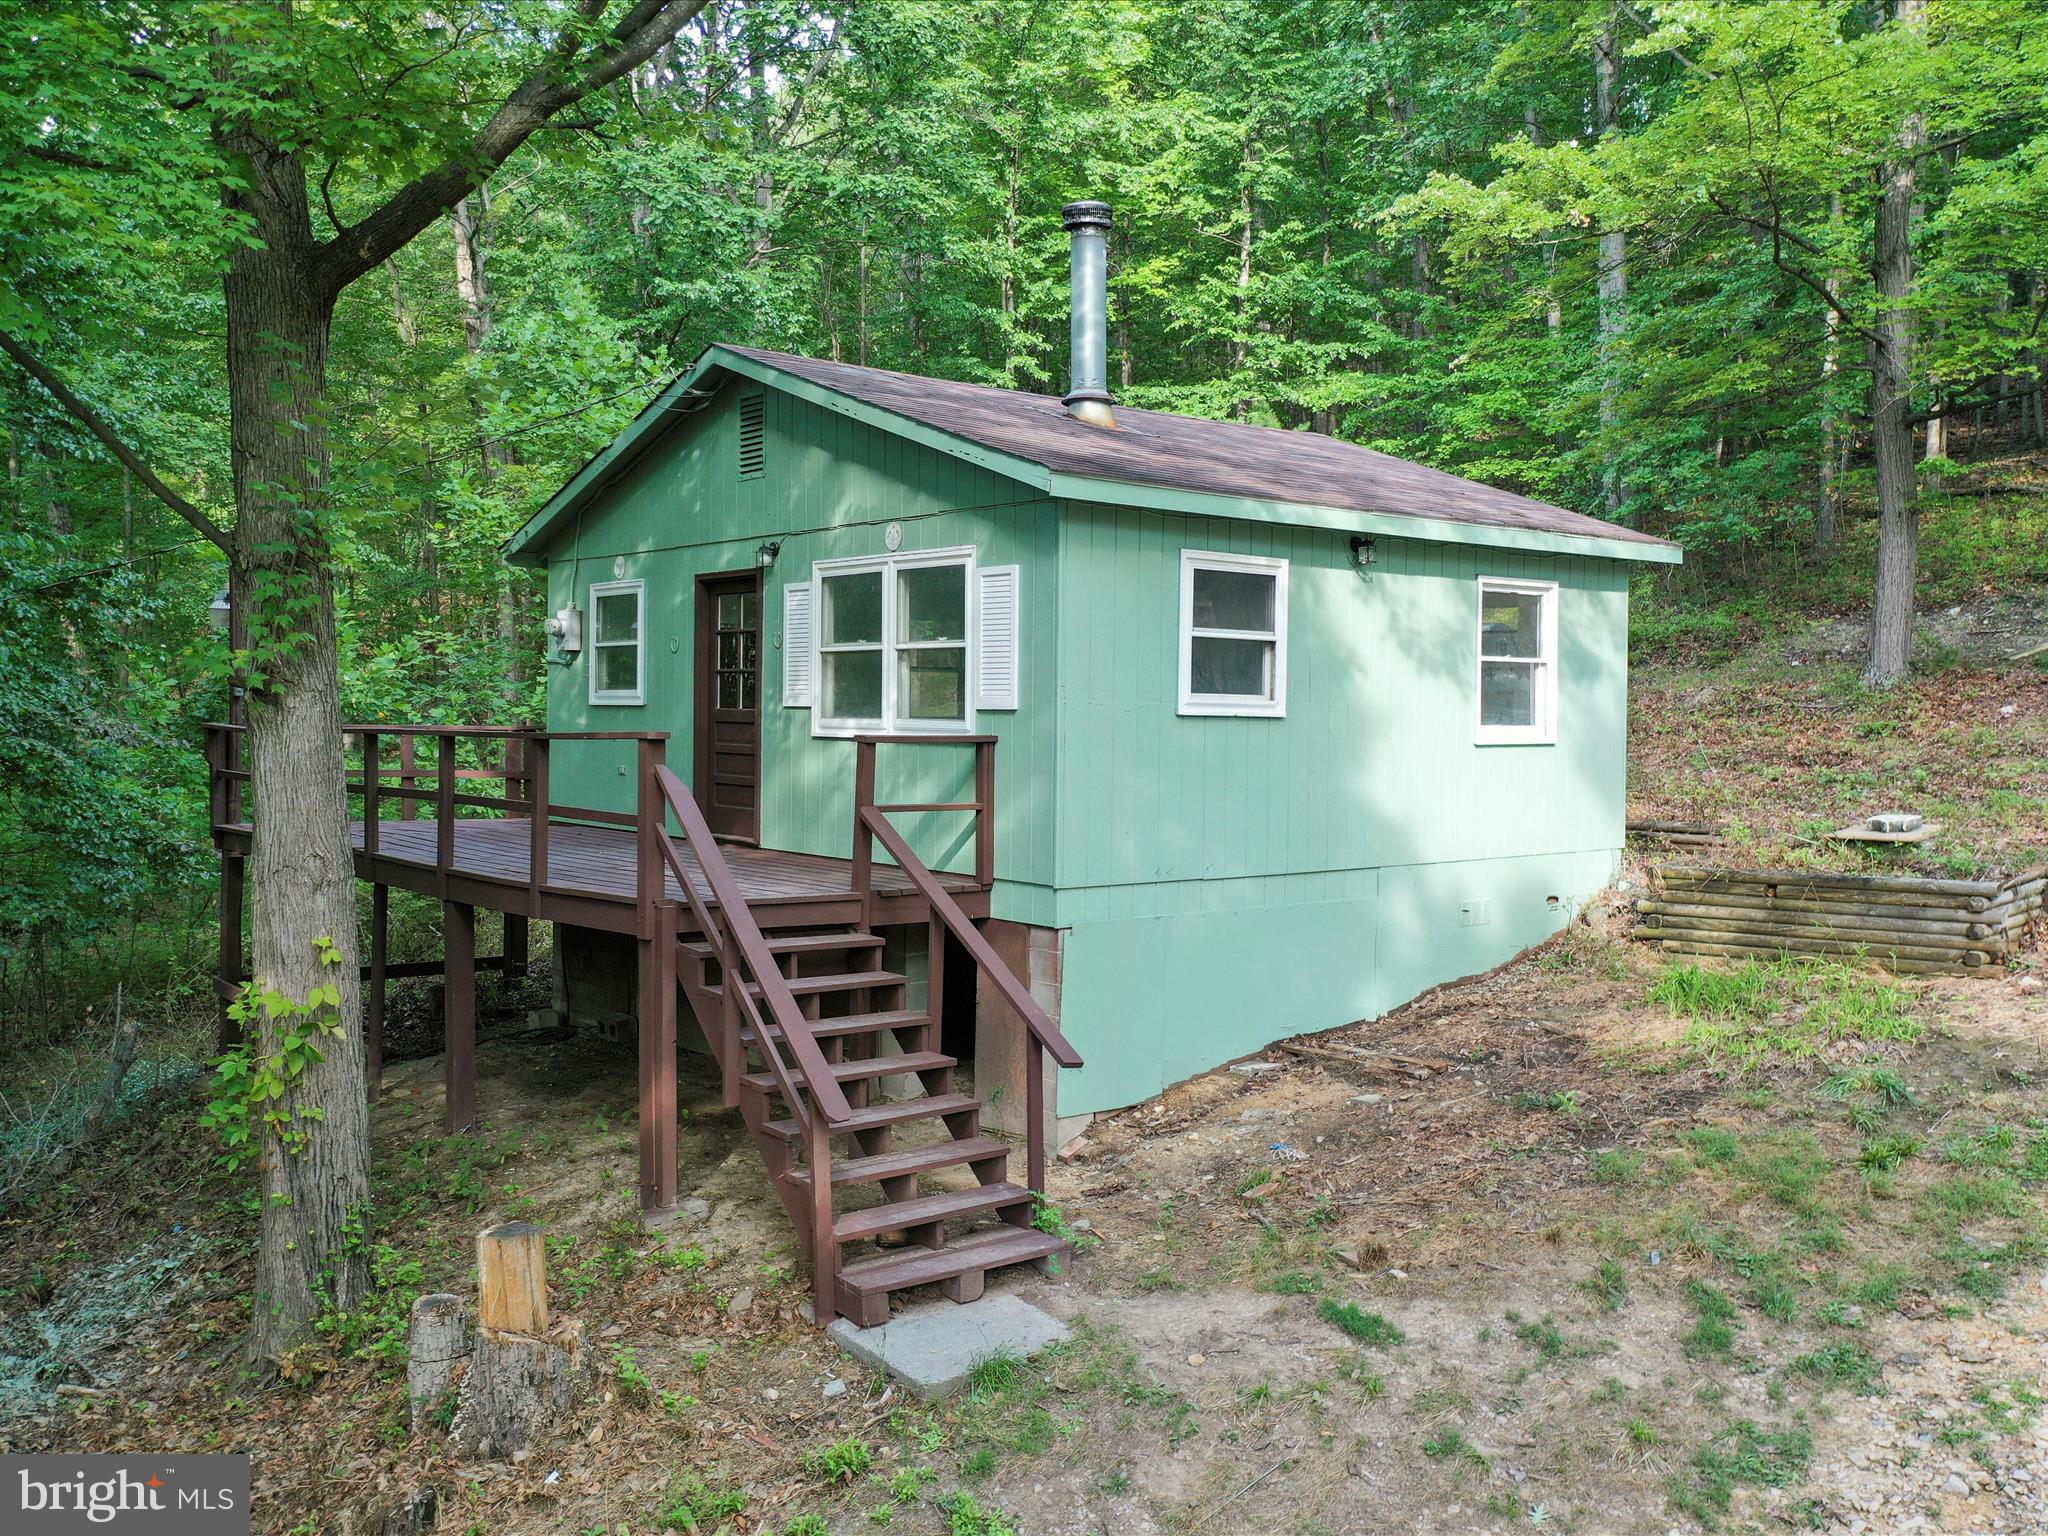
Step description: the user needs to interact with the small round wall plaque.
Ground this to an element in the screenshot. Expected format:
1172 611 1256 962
612 555 627 579
884 521 903 552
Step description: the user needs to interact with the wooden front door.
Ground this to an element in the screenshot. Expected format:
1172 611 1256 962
694 571 762 842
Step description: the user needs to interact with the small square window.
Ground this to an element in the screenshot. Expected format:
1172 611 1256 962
1475 578 1558 745
588 579 645 706
1179 551 1287 717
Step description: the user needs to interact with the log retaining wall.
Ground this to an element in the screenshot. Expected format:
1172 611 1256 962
1632 864 2045 976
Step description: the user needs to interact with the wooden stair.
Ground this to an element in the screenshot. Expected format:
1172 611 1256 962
676 922 1070 1327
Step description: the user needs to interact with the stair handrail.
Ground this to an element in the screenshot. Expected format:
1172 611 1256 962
858 805 1081 1191
651 765 854 1127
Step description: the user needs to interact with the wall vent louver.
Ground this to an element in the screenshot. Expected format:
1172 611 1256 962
738 392 766 479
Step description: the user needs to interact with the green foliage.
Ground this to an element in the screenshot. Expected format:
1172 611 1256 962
1682 1281 1740 1359
802 1436 875 1484
1671 1422 1813 1525
658 1473 748 1531
1317 1297 1404 1347
1654 960 1922 1067
198 936 348 1169
1790 1341 1883 1395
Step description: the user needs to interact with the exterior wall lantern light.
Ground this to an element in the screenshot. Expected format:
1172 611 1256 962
756 539 782 570
1348 535 1377 579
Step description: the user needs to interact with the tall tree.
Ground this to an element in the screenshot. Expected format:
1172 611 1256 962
2 0 711 1363
1865 0 1926 685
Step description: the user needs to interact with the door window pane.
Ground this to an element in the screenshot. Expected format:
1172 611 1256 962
716 592 742 629
717 671 741 709
1191 636 1273 699
1191 567 1276 632
596 590 639 643
823 571 883 644
900 646 967 721
1480 660 1535 726
823 649 883 721
1480 591 1543 658
898 563 966 642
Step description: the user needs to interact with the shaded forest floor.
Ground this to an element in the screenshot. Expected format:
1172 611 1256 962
2 912 2043 1536
1628 473 2048 880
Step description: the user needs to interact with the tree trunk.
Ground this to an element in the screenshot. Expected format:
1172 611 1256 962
1864 0 1925 687
223 137 372 1362
1595 22 1628 521
1818 190 1845 548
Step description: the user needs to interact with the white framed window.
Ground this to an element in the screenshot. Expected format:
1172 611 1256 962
587 578 645 706
1178 550 1288 717
1475 577 1558 745
812 547 975 736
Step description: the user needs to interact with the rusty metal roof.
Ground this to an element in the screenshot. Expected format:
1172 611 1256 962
721 346 1675 552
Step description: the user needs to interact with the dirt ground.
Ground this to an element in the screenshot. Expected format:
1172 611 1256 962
4 910 2045 1536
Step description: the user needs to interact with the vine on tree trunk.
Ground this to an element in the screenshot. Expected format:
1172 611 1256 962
199 934 347 1170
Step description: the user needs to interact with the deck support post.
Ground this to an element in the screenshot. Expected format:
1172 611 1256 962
368 883 388 1091
444 900 477 1133
503 914 528 983
217 852 245 1053
807 1111 835 1322
636 906 679 1214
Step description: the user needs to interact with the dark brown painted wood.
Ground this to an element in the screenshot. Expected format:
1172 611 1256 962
694 569 763 843
444 900 476 1133
367 882 387 1090
218 854 244 1052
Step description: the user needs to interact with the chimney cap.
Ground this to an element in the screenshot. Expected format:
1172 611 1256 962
1062 200 1113 233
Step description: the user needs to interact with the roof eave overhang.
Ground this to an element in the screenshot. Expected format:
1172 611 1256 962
502 345 1053 564
1046 473 1683 564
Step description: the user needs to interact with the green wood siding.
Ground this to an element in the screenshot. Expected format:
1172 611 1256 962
1046 500 1630 1114
536 382 1059 899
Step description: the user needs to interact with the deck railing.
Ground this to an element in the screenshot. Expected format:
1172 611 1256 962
849 733 1079 1194
203 720 671 904
849 734 997 918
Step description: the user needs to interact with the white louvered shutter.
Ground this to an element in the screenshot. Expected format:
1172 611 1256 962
975 564 1020 710
782 581 814 706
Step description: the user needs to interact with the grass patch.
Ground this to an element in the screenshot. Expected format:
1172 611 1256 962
1421 1427 1488 1469
1653 959 1922 1068
1317 1297 1404 1347
1858 1134 1921 1172
1580 1258 1630 1313
1593 1148 1646 1184
1269 1269 1324 1295
1670 1421 1813 1526
1682 1280 1740 1358
1790 1341 1883 1395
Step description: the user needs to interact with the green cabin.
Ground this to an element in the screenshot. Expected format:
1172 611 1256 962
505 210 1679 1149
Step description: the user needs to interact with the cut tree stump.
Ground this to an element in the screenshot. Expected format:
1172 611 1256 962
407 1293 471 1433
450 1319 590 1460
449 1221 588 1459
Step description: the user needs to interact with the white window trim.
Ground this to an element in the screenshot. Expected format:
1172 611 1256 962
810 545 977 738
1474 576 1559 746
587 577 646 707
1178 549 1289 718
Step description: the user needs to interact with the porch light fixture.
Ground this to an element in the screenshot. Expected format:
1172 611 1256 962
208 587 232 630
756 539 782 570
1349 535 1377 578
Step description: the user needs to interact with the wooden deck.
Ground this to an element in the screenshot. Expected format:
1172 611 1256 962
213 816 986 935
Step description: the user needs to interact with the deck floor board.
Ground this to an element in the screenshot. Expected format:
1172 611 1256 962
333 817 971 909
